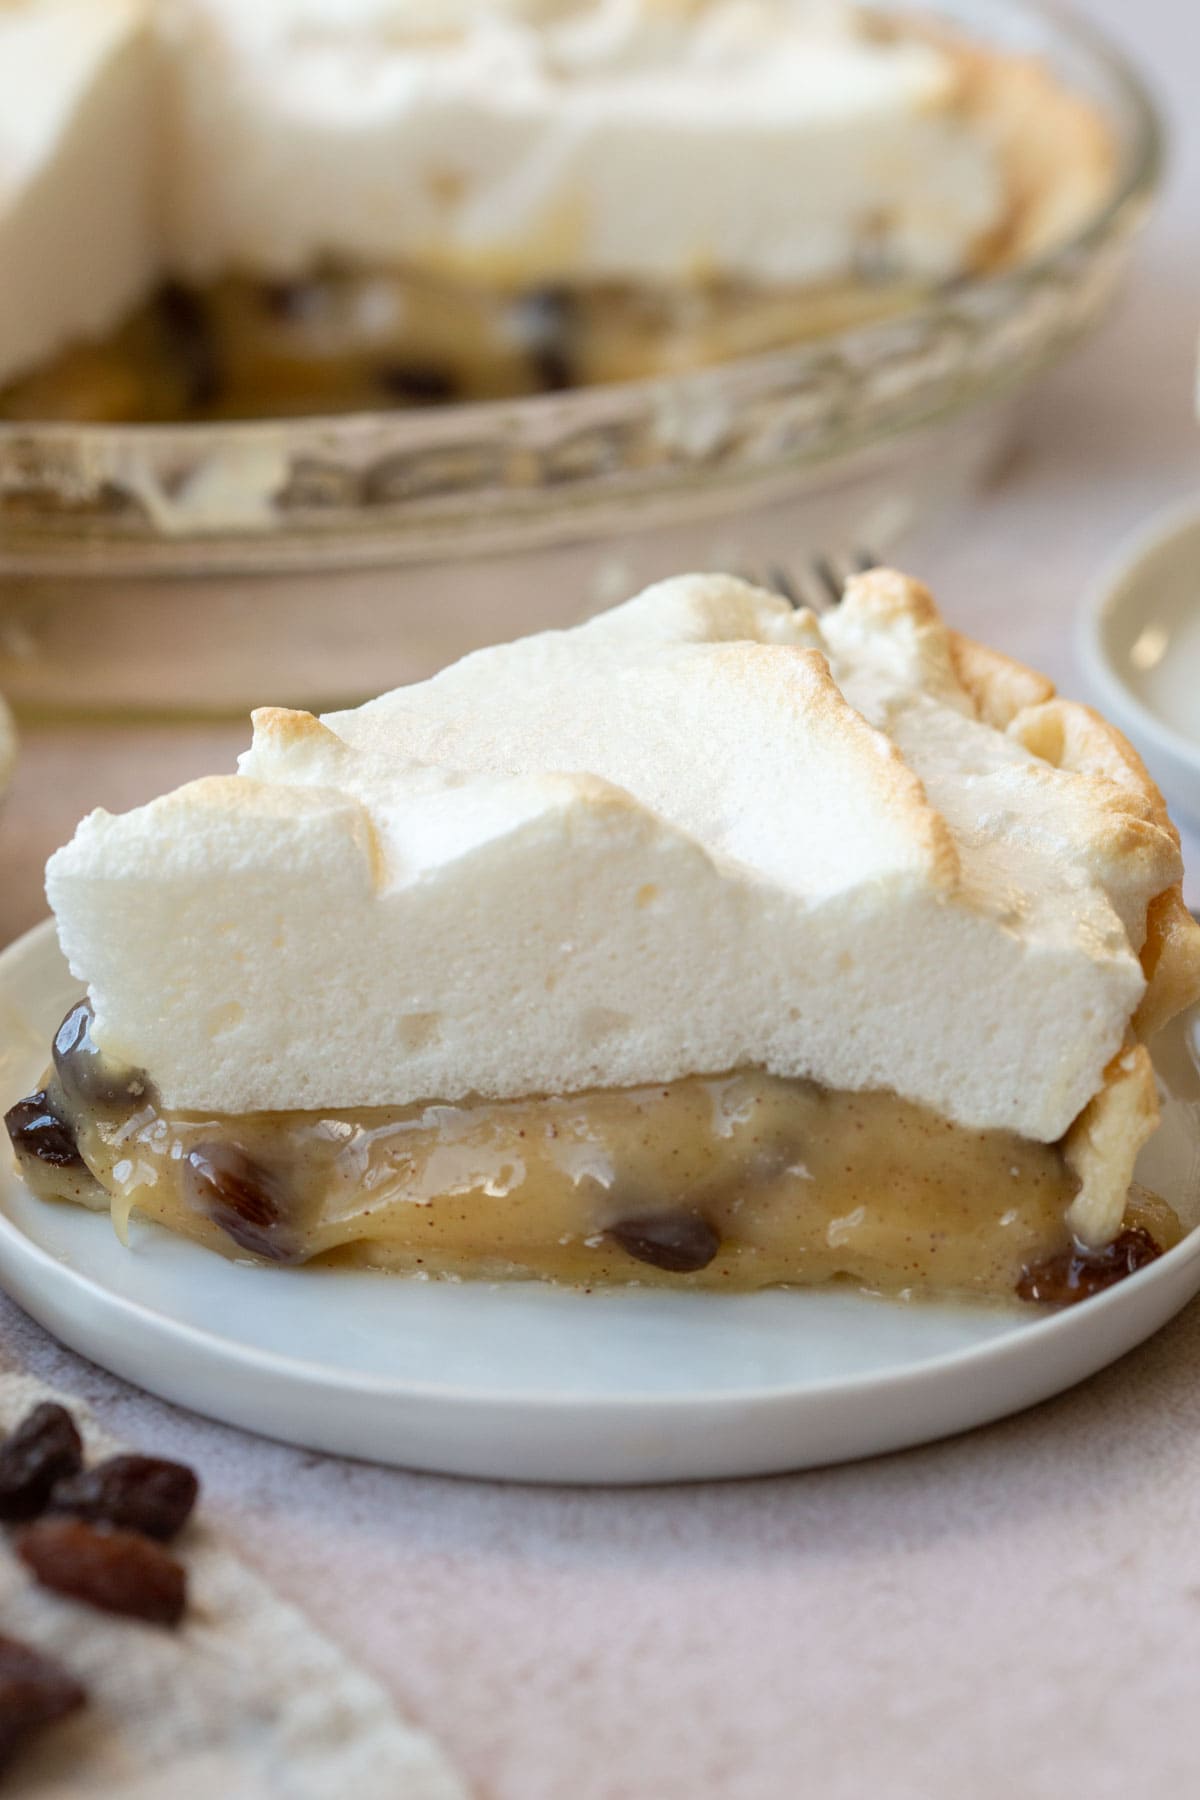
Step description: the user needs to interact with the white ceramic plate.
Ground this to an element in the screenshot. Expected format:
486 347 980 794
0 920 1198 1485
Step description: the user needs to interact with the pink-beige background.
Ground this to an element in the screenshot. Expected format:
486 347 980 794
1 2 1198 1794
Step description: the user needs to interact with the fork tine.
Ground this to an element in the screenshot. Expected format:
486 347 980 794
765 562 802 608
749 545 884 613
812 554 844 608
749 562 831 612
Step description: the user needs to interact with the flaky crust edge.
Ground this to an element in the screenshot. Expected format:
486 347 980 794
921 24 1118 274
937 599 1200 1245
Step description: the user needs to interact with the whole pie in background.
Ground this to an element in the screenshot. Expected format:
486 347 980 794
0 0 1114 421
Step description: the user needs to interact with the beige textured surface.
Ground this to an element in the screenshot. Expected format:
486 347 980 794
0 1373 465 1799
0 2 1197 1796
5 1284 1200 1800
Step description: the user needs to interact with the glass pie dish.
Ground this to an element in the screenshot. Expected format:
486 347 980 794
0 0 1162 718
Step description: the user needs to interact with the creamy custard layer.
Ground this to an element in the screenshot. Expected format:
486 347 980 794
0 268 923 424
5 1006 1178 1301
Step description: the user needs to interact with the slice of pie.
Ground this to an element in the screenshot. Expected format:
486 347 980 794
10 570 1200 1304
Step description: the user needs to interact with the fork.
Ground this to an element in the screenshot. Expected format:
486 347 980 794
752 547 880 614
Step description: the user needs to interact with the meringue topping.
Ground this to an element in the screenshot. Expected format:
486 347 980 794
46 571 1188 1142
162 0 1002 290
0 0 158 392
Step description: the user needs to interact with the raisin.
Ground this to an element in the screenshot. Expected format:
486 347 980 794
52 998 148 1111
156 281 221 410
18 1519 186 1627
51 1454 198 1543
0 1634 86 1772
377 362 458 405
1016 1225 1163 1306
0 1405 84 1521
607 1209 721 1273
510 287 577 391
4 1093 84 1170
261 278 321 323
183 1143 297 1262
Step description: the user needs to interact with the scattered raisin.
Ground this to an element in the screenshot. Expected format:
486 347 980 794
51 1455 198 1543
0 1634 86 1772
0 1405 84 1522
4 1093 84 1170
1016 1225 1163 1306
183 1143 297 1262
607 1209 721 1273
52 999 148 1111
18 1519 186 1627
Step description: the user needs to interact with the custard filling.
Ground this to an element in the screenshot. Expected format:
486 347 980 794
5 1003 1177 1303
0 267 922 424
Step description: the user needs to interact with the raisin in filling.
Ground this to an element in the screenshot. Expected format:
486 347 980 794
6 1000 1180 1304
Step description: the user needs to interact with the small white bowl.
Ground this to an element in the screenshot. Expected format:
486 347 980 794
1080 496 1200 829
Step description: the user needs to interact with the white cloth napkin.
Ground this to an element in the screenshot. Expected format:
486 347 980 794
0 1373 468 1799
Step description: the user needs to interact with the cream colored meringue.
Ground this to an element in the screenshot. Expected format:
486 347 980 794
0 0 158 389
162 0 1002 288
47 572 1183 1143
